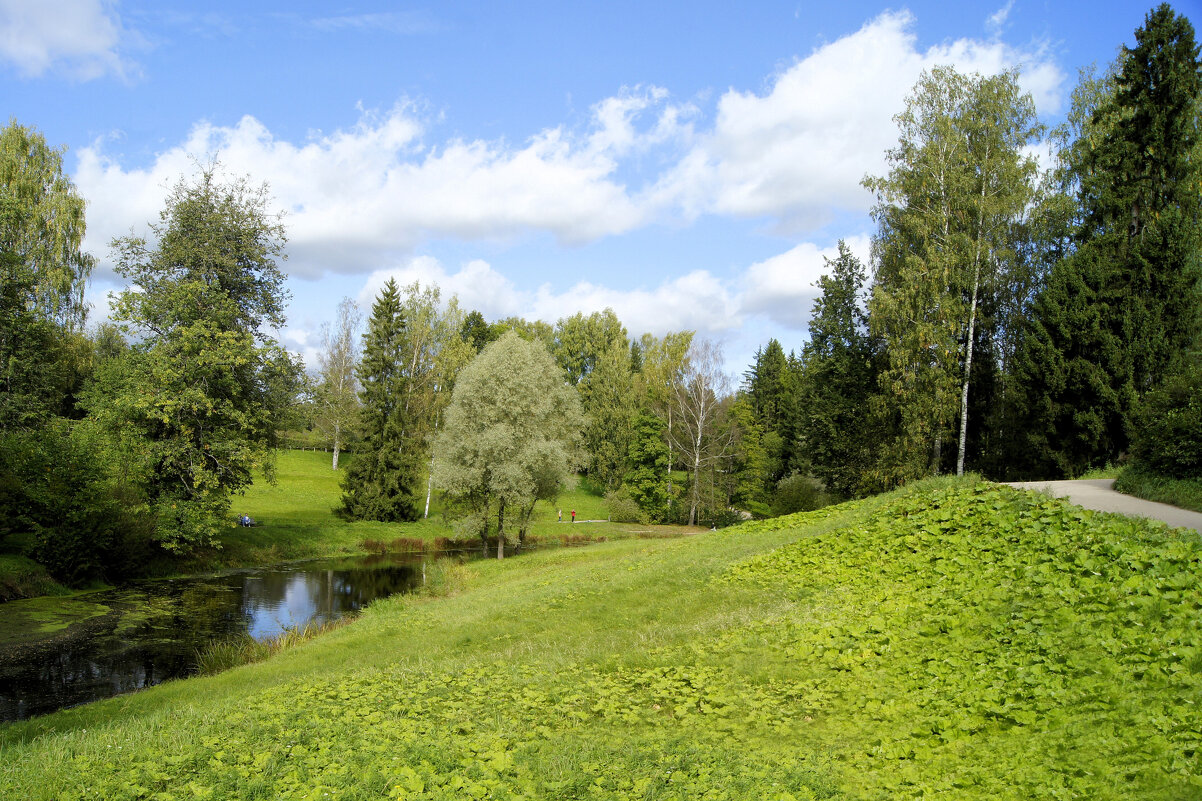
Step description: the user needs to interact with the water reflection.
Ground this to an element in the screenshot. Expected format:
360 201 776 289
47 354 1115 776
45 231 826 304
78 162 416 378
0 554 430 722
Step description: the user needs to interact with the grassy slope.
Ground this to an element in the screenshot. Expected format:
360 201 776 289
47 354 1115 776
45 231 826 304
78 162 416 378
3 476 1200 799
1114 463 1202 513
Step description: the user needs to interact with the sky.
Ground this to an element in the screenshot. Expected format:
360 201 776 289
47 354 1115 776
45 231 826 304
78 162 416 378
3 0 1195 376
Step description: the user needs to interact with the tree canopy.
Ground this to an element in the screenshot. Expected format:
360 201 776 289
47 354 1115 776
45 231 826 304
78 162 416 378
433 331 583 557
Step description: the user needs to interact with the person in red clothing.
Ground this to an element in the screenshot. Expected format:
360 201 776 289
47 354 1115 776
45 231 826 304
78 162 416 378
570 510 576 523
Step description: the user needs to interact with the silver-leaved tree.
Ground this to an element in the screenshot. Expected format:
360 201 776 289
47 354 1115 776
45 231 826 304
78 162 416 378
433 331 583 558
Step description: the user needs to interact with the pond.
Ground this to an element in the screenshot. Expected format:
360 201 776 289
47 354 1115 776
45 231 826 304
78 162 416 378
0 552 446 722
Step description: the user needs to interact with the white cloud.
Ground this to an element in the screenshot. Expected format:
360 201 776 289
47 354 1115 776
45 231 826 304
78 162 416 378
74 93 686 280
740 235 872 329
68 7 1067 311
352 233 872 350
0 0 135 80
649 10 1065 231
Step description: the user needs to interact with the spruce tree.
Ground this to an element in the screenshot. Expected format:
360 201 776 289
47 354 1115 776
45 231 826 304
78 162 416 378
796 241 879 498
1015 4 1201 475
339 279 422 522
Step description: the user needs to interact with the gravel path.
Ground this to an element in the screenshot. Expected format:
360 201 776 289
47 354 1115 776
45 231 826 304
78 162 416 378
1004 478 1202 534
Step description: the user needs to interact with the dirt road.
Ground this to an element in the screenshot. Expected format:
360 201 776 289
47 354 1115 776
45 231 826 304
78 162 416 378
1004 478 1202 534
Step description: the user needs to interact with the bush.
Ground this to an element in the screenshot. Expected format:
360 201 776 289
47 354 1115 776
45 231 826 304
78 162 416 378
771 473 832 516
0 422 150 585
1131 360 1202 478
605 486 648 524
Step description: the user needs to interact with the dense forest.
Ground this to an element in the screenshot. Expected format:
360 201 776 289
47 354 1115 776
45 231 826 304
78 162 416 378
2 4 1199 587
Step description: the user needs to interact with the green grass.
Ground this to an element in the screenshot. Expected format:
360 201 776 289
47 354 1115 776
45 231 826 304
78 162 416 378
0 554 68 601
1114 462 1202 512
3 474 1199 799
210 450 680 568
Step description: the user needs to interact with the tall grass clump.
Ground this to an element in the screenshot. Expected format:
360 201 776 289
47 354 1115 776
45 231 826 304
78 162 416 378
195 617 354 676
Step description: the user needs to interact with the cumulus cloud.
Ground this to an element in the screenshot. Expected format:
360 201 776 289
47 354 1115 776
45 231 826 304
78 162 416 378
0 0 136 80
648 10 1064 231
740 235 872 329
353 234 871 349
74 89 687 280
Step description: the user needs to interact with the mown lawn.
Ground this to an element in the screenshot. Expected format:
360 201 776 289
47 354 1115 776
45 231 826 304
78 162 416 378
208 450 661 568
3 476 1199 799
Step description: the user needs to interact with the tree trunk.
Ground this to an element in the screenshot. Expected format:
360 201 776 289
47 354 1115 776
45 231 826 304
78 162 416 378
496 499 505 559
957 150 988 477
332 423 341 470
689 448 701 526
423 467 433 519
957 266 981 476
666 406 674 512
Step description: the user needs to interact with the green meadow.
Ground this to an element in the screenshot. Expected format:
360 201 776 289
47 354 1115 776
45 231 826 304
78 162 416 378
2 474 1200 799
189 449 669 571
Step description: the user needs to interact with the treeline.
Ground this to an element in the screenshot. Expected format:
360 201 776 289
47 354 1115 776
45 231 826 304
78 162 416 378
741 4 1202 499
305 282 750 533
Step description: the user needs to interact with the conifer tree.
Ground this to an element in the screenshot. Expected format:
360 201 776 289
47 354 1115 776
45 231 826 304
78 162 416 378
339 279 422 521
1015 4 1201 475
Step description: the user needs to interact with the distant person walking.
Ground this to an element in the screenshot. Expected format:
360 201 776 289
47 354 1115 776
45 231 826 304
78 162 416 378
557 509 562 522
571 510 576 523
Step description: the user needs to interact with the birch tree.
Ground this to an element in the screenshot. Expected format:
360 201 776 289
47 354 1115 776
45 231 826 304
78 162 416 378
865 66 1041 481
668 338 733 526
314 297 361 470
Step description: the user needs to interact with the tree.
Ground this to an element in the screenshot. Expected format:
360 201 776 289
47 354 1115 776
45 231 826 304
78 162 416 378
635 331 694 514
314 297 362 471
0 122 97 430
0 119 95 329
622 411 671 521
460 310 501 353
432 331 583 558
796 241 879 498
865 66 1042 482
743 338 797 481
339 279 422 522
103 168 295 552
391 282 474 519
578 339 638 490
669 339 733 526
1015 5 1201 474
552 309 627 385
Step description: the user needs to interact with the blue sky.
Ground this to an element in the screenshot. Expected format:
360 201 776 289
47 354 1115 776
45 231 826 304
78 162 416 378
2 0 1190 375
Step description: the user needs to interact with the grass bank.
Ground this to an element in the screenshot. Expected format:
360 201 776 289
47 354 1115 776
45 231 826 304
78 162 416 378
3 475 1199 798
1114 462 1202 512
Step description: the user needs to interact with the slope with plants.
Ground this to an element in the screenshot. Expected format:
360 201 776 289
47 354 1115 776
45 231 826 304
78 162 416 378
1 478 1198 799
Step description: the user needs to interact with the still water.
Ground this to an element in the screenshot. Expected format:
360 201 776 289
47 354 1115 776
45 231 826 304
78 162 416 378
0 554 436 722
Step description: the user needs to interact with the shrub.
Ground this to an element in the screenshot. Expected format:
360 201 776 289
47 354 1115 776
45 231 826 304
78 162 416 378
1131 360 1202 478
0 422 150 585
771 473 832 516
604 485 648 524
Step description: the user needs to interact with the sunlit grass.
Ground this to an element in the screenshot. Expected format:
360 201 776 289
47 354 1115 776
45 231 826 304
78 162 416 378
3 476 1199 798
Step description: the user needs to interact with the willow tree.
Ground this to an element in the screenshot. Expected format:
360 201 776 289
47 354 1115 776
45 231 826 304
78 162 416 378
433 331 583 557
865 66 1042 482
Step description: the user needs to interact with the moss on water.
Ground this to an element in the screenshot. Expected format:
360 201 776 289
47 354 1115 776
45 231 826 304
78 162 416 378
0 595 111 647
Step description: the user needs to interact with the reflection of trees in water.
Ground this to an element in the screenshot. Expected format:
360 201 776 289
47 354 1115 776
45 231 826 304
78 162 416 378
0 559 425 722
